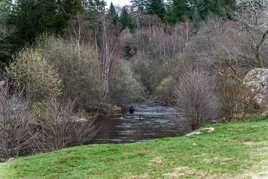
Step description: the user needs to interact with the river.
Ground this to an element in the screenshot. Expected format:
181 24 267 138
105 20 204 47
91 104 191 144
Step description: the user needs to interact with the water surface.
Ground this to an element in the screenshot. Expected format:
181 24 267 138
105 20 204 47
91 104 191 144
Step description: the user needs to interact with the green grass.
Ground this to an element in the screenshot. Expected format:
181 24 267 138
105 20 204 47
1 118 268 178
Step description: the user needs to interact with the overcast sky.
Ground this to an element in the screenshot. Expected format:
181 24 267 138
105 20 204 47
105 0 131 7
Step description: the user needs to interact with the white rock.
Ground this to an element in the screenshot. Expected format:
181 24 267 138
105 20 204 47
200 127 215 132
243 68 268 104
186 131 201 136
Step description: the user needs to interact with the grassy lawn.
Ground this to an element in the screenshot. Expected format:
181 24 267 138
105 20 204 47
1 118 268 179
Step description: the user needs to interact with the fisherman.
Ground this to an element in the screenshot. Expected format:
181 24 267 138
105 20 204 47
129 105 135 114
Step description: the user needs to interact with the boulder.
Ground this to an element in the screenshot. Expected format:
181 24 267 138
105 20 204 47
243 68 268 104
262 110 268 118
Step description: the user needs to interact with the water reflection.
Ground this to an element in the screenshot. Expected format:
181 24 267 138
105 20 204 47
91 104 191 144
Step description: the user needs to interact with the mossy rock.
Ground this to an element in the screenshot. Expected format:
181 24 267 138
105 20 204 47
243 68 268 104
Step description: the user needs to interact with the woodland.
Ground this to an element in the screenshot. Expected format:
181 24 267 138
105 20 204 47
0 0 267 161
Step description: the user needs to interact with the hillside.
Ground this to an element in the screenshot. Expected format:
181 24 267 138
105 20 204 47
1 118 268 178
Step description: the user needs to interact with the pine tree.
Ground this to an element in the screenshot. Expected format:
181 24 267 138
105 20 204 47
120 7 130 29
108 2 119 25
58 0 82 18
120 7 135 31
1 0 84 65
146 0 166 20
192 6 201 27
131 0 148 12
84 0 105 27
165 0 189 24
86 0 106 12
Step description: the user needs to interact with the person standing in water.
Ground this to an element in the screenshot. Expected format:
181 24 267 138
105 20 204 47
129 105 135 114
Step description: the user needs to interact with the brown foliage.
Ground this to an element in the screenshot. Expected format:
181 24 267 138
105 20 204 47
218 76 260 122
176 68 221 130
0 84 36 161
0 84 98 161
36 98 98 152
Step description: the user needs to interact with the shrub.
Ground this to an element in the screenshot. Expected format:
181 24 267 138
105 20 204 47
36 98 98 152
0 83 98 160
176 68 221 130
0 84 36 161
38 36 102 108
217 76 260 122
8 48 62 101
109 60 144 105
154 76 176 104
154 54 189 103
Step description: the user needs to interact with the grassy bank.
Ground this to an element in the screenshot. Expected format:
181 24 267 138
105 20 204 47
1 118 268 179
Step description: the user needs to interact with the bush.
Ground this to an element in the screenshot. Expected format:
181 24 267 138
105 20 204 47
36 98 98 152
0 84 36 161
154 54 189 103
154 76 176 104
109 60 144 105
176 68 221 130
8 48 62 101
217 76 260 122
0 83 98 160
38 36 102 108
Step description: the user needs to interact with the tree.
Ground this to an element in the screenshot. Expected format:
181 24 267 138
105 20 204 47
234 0 268 68
108 2 119 25
57 0 83 25
99 15 120 100
146 0 166 20
131 0 148 12
192 6 201 27
164 0 189 24
83 0 105 30
120 7 135 31
0 0 83 65
164 0 236 25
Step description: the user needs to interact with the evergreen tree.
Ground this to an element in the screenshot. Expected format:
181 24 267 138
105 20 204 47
131 0 148 12
0 0 11 25
0 0 83 65
86 0 105 12
120 7 135 31
192 6 201 27
164 0 189 24
108 2 119 25
58 0 82 23
146 0 166 20
84 0 105 27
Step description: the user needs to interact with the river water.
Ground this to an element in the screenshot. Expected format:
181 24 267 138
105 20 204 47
91 104 191 144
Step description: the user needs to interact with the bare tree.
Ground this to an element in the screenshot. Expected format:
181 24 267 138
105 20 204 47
99 15 120 100
234 0 268 68
64 13 93 51
37 98 98 152
0 84 36 161
176 68 221 130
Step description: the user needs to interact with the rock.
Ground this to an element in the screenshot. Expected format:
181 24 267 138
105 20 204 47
8 157 14 162
261 111 268 118
112 105 122 112
0 81 5 87
200 127 215 132
186 127 215 136
243 68 268 104
209 120 218 124
186 131 201 136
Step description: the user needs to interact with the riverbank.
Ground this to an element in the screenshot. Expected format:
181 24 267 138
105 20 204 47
1 118 268 178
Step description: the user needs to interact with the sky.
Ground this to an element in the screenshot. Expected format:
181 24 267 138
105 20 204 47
105 0 131 7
